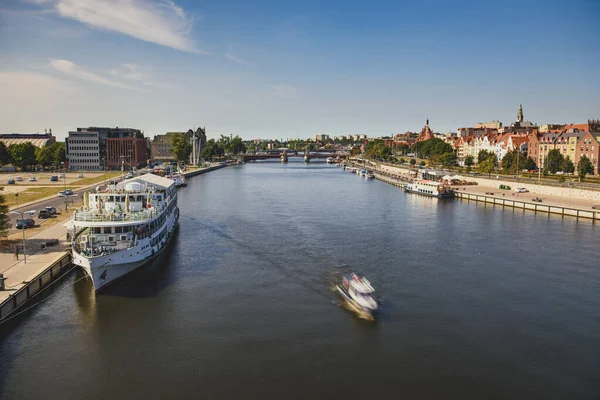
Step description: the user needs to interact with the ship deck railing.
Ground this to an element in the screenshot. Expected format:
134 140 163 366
72 206 164 223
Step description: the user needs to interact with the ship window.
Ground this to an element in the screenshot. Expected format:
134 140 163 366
108 196 114 202
115 226 123 233
103 227 112 234
121 235 127 241
93 227 101 234
108 236 114 242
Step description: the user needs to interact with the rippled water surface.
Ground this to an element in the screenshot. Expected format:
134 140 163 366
1 160 599 399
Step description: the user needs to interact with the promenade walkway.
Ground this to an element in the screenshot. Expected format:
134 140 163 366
0 219 71 304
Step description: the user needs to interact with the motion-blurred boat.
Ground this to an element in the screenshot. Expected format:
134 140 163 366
337 273 378 316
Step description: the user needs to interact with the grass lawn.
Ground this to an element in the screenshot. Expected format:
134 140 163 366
3 187 64 208
71 172 121 187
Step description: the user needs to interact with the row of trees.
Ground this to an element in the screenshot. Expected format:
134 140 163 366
0 141 66 170
545 149 594 181
168 133 247 164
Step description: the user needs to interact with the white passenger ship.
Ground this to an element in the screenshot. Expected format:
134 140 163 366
403 179 454 198
70 174 179 291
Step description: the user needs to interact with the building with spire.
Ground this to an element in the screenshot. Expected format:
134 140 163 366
416 119 434 142
500 104 537 134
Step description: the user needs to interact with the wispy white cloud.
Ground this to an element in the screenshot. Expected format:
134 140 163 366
226 46 252 66
269 84 297 99
108 63 182 90
31 0 205 54
50 59 138 90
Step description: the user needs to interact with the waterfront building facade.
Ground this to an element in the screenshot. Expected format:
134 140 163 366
67 131 101 170
150 128 206 165
575 131 600 174
106 137 148 170
67 127 144 170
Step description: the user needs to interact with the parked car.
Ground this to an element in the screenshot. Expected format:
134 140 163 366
50 176 59 181
29 177 37 182
77 174 84 178
16 218 35 229
38 209 50 219
7 179 15 184
15 176 23 181
58 173 65 178
45 206 57 215
515 187 529 193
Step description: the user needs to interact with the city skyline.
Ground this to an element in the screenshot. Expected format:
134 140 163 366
1 0 599 141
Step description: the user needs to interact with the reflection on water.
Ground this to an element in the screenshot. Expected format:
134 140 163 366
1 160 599 400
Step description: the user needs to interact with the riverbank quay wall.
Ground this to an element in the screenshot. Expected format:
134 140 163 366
364 161 600 202
0 252 72 321
348 160 600 221
453 192 600 221
183 163 229 178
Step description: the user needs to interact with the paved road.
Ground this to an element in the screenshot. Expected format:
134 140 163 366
7 175 128 235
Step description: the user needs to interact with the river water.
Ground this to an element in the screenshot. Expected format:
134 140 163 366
1 160 599 399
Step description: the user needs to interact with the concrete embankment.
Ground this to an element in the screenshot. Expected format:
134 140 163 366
348 160 600 221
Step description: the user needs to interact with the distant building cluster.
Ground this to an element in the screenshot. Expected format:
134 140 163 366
63 126 206 170
381 105 600 174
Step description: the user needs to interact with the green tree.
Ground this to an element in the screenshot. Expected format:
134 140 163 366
419 160 426 166
170 133 192 164
478 154 496 177
478 150 495 165
521 157 536 171
464 155 474 167
350 147 361 156
412 138 453 159
0 141 11 165
439 152 457 168
8 142 37 169
228 135 246 155
561 156 575 174
0 194 9 238
546 149 564 174
577 155 594 182
36 146 55 168
410 158 416 166
50 142 67 165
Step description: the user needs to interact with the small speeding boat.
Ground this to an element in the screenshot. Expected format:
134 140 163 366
337 273 378 316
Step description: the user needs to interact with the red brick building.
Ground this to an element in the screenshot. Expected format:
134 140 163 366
106 137 148 170
575 131 600 174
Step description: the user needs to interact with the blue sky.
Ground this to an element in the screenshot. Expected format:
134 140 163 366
0 0 598 141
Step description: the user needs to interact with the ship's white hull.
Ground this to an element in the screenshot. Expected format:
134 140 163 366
73 209 178 291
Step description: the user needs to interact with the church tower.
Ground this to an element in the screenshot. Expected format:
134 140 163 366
517 104 523 123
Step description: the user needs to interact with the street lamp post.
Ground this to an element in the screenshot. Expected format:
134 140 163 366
10 210 36 264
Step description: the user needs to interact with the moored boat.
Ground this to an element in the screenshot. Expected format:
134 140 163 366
337 273 378 317
70 174 179 291
403 179 454 198
366 170 375 179
326 157 334 164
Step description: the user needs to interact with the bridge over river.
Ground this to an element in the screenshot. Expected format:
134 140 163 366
240 152 349 161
